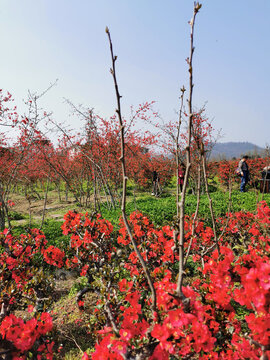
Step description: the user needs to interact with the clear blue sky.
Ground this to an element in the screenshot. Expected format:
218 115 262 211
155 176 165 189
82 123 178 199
1 0 269 147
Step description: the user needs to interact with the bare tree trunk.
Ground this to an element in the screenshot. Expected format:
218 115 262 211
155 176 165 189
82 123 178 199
25 187 32 228
0 183 7 230
30 182 41 200
184 164 201 266
40 176 50 229
99 170 116 209
93 171 98 212
201 150 220 254
0 183 11 231
176 3 201 299
57 182 62 202
107 27 157 315
85 174 91 207
0 208 5 230
65 184 68 202
176 87 185 218
3 201 11 232
98 173 111 210
133 186 137 211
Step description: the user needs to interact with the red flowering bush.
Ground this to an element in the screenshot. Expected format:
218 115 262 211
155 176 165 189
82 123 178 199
44 211 115 309
0 202 269 359
80 203 269 359
0 228 51 308
61 211 114 273
0 313 54 359
211 157 270 188
43 245 65 268
0 228 55 358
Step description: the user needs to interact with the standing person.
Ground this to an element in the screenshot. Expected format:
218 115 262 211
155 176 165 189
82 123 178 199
238 155 249 192
178 162 186 193
152 170 159 196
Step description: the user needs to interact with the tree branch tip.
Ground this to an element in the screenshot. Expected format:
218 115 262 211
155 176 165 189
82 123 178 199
195 2 202 13
181 86 186 93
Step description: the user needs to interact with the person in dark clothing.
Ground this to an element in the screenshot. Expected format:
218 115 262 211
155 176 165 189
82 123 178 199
238 155 249 192
178 162 186 192
152 170 160 196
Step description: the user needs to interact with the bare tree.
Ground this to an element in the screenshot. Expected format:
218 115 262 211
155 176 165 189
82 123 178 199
176 2 202 300
106 27 157 317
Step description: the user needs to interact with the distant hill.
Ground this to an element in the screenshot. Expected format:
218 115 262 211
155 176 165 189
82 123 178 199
210 142 265 160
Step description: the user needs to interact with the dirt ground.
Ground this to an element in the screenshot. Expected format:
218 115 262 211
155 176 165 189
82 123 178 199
10 191 79 225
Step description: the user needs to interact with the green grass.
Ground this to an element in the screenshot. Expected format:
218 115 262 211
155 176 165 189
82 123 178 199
100 190 270 228
12 219 69 248
10 188 270 244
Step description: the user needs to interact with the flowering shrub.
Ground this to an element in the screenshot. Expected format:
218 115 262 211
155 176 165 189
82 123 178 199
0 313 54 359
80 203 270 359
0 228 55 358
61 210 114 275
0 202 269 359
211 157 270 188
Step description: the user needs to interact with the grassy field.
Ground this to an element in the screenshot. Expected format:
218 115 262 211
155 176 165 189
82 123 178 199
9 185 270 241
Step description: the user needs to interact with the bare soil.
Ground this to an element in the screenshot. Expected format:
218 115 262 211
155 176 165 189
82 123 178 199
10 191 79 225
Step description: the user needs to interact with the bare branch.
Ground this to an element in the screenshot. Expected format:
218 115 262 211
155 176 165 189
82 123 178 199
106 27 157 314
176 2 201 299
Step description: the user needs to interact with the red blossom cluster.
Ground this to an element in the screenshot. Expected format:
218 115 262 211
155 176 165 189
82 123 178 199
43 245 65 268
0 228 55 358
0 313 53 356
80 202 269 359
0 89 18 127
43 211 115 297
0 228 47 291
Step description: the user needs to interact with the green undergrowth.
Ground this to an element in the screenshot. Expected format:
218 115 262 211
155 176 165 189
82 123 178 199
51 280 97 358
10 190 270 245
100 190 270 228
12 220 69 248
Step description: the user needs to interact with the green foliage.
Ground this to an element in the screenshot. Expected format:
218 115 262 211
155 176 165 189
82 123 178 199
9 189 270 236
8 211 25 220
185 257 199 277
167 175 177 189
126 179 135 195
127 196 176 225
99 205 121 228
230 299 253 320
99 190 270 229
69 277 89 297
230 299 253 333
42 220 69 248
12 224 39 237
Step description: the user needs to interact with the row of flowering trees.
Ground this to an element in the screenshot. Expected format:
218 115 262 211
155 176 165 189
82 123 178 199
2 88 268 229
0 89 175 229
210 157 270 189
